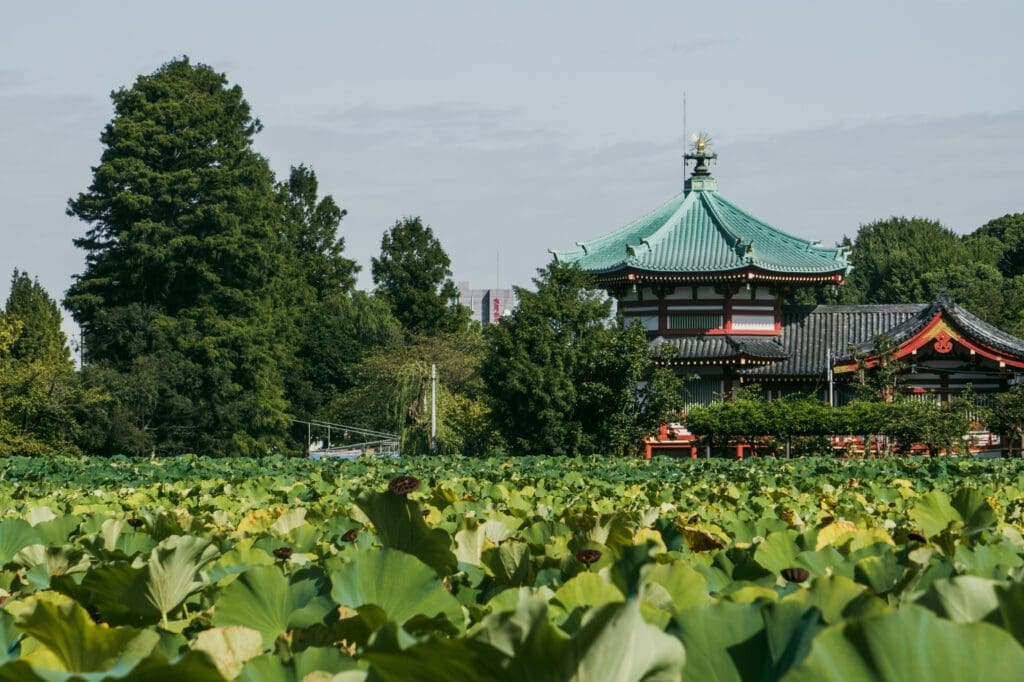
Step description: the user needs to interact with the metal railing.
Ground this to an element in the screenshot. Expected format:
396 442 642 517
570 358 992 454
293 419 400 458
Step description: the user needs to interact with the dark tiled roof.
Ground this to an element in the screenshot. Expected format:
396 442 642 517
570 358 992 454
652 335 789 361
837 293 1024 361
651 297 1024 377
740 304 926 378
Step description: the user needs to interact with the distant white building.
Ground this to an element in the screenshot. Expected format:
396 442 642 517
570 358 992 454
457 282 515 324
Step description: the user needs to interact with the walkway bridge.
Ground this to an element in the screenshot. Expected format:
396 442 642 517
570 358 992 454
294 419 399 459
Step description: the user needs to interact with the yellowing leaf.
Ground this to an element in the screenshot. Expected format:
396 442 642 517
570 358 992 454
193 625 264 679
816 520 858 551
237 509 275 534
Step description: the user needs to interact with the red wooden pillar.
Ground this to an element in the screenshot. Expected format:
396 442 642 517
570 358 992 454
644 442 652 460
735 444 744 460
690 445 698 459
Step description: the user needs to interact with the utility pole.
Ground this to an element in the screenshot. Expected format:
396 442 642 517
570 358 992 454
827 347 834 406
430 363 438 454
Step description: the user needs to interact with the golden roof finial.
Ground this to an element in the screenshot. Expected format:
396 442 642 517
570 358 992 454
689 132 712 154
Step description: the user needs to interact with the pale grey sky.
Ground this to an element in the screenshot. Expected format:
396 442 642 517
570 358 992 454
2 1 1023 330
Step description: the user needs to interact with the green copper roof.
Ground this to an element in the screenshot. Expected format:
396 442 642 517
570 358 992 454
552 173 848 279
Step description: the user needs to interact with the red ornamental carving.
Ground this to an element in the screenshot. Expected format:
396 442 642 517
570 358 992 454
934 331 954 354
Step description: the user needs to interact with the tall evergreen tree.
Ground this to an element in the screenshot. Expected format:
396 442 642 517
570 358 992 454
64 57 297 455
280 164 358 300
371 217 468 335
1 271 98 455
5 270 71 366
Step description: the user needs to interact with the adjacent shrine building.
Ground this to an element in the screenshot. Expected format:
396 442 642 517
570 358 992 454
552 138 1024 405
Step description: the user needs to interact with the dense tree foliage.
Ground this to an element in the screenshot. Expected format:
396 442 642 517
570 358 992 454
371 217 468 335
64 58 319 455
835 214 1024 335
0 272 100 455
4 57 1024 458
280 164 358 300
483 263 684 456
842 217 967 304
330 329 502 456
688 390 973 457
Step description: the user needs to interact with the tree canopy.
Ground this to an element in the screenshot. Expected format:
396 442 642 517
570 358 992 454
371 217 469 335
482 263 683 456
0 271 98 456
837 213 1024 335
64 57 307 455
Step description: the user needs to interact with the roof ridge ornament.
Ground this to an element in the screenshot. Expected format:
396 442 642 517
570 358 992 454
684 133 717 192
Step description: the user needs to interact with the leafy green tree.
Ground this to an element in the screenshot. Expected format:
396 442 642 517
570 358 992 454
992 383 1024 457
371 217 468 335
5 271 71 365
331 329 502 455
277 164 373 421
280 164 358 300
842 217 968 304
0 272 101 456
64 57 297 456
848 334 902 402
921 263 1024 335
965 213 1024 276
289 292 401 419
483 263 683 456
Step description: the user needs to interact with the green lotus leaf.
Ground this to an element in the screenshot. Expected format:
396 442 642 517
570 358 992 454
950 487 998 536
909 490 961 538
355 491 457 576
108 649 226 682
954 542 1024 578
14 544 90 589
212 566 334 648
481 596 685 682
0 611 18 665
552 573 623 616
782 575 873 624
145 535 220 625
0 519 42 565
32 515 82 546
853 550 902 595
643 561 709 614
237 646 362 682
995 582 1024 646
675 601 769 682
329 548 464 632
762 601 822 679
205 541 276 585
754 531 801 574
15 592 159 673
76 564 159 627
916 575 1001 623
82 520 156 560
481 542 532 587
783 605 1024 682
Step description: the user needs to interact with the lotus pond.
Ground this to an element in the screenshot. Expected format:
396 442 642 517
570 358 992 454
0 455 1023 680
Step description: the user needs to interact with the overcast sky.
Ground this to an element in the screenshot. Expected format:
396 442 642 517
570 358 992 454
2 1 1023 331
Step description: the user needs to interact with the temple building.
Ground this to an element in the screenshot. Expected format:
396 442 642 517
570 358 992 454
552 138 1024 406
